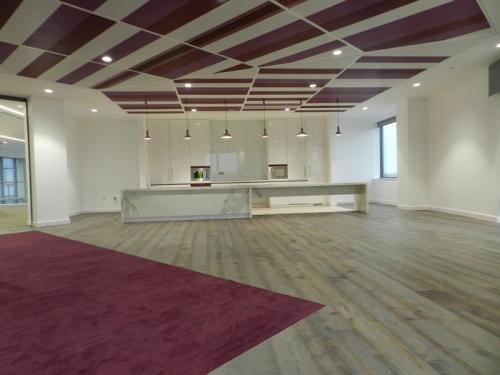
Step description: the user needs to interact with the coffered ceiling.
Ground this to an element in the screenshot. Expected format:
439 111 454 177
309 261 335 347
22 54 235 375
0 0 497 116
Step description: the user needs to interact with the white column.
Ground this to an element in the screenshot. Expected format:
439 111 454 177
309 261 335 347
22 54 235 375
29 97 70 226
397 97 428 209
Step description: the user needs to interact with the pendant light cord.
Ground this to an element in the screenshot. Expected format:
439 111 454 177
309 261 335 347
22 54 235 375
263 99 266 130
300 99 303 128
186 98 189 131
145 97 149 132
225 99 228 131
336 97 340 128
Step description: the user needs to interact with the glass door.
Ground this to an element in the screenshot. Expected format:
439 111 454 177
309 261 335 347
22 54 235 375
0 96 30 229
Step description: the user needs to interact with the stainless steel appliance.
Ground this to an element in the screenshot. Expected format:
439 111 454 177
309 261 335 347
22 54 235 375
268 164 288 180
191 166 211 182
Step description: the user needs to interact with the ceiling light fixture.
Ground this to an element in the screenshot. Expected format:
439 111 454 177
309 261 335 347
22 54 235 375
284 107 290 111
184 99 191 140
184 83 192 88
144 98 151 141
17 105 23 108
101 55 113 63
91 108 98 113
0 104 25 117
335 98 342 137
496 42 500 48
221 99 232 139
413 82 421 87
362 106 368 111
296 99 308 138
0 141 7 144
332 49 342 56
191 108 197 112
0 134 25 143
309 83 317 88
44 88 53 94
261 99 268 138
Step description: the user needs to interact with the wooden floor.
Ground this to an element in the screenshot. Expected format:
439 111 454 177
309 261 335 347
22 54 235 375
4 204 500 374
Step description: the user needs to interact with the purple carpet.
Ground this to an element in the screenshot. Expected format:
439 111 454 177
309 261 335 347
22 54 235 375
0 231 323 375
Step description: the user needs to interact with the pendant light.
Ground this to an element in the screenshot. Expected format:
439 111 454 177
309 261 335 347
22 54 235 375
184 99 191 140
144 98 151 140
296 99 308 137
221 99 232 139
335 98 342 137
261 99 268 138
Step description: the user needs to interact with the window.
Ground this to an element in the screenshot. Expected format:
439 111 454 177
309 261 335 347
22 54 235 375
0 157 27 204
378 117 397 178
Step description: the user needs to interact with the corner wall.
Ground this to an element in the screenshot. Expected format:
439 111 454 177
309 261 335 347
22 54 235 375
427 67 498 221
29 97 70 226
79 118 141 212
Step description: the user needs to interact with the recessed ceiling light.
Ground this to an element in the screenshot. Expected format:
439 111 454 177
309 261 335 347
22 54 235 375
496 42 500 48
284 108 290 111
1 141 7 144
91 108 98 113
332 49 342 56
309 83 317 88
184 83 192 88
101 55 113 63
44 88 53 94
17 105 23 108
191 108 197 112
362 106 368 110
413 82 421 87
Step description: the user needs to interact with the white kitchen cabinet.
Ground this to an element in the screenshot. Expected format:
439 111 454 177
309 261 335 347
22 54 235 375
286 118 307 180
305 118 326 145
147 120 170 185
189 120 210 166
169 120 191 184
266 119 287 166
147 119 211 185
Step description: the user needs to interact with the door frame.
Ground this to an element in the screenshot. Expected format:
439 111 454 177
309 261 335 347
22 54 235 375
0 94 32 226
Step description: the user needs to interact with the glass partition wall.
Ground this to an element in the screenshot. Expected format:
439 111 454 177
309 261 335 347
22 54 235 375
0 96 30 229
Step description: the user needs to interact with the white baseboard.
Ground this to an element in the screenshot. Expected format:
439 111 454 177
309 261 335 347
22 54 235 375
80 208 121 214
395 204 498 223
427 205 499 223
397 204 428 211
32 218 71 227
370 199 397 206
69 209 84 217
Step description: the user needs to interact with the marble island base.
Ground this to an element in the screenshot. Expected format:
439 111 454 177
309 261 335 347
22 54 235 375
121 182 368 222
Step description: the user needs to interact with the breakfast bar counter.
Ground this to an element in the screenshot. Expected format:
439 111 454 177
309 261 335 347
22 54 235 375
121 182 368 222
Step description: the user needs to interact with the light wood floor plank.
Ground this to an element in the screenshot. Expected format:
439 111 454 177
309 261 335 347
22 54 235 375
3 204 498 374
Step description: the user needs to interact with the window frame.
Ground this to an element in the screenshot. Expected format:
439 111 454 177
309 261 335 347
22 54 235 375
377 117 397 179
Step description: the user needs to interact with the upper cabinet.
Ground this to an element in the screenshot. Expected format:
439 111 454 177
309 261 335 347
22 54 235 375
147 120 170 185
189 120 210 166
146 119 211 185
168 120 191 184
305 118 326 145
286 118 307 180
266 119 287 165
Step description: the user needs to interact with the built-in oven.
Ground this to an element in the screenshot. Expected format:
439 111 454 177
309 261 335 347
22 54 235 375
268 164 288 180
191 166 211 184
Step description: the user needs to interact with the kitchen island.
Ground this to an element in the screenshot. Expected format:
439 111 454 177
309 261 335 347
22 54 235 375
121 182 368 222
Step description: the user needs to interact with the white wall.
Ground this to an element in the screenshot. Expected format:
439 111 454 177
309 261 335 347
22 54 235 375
29 97 70 226
397 97 428 208
331 119 378 183
329 118 389 204
66 116 81 215
79 119 141 212
371 178 398 205
427 67 498 221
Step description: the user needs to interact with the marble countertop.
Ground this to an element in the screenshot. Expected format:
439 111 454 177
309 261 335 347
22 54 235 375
123 181 368 193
